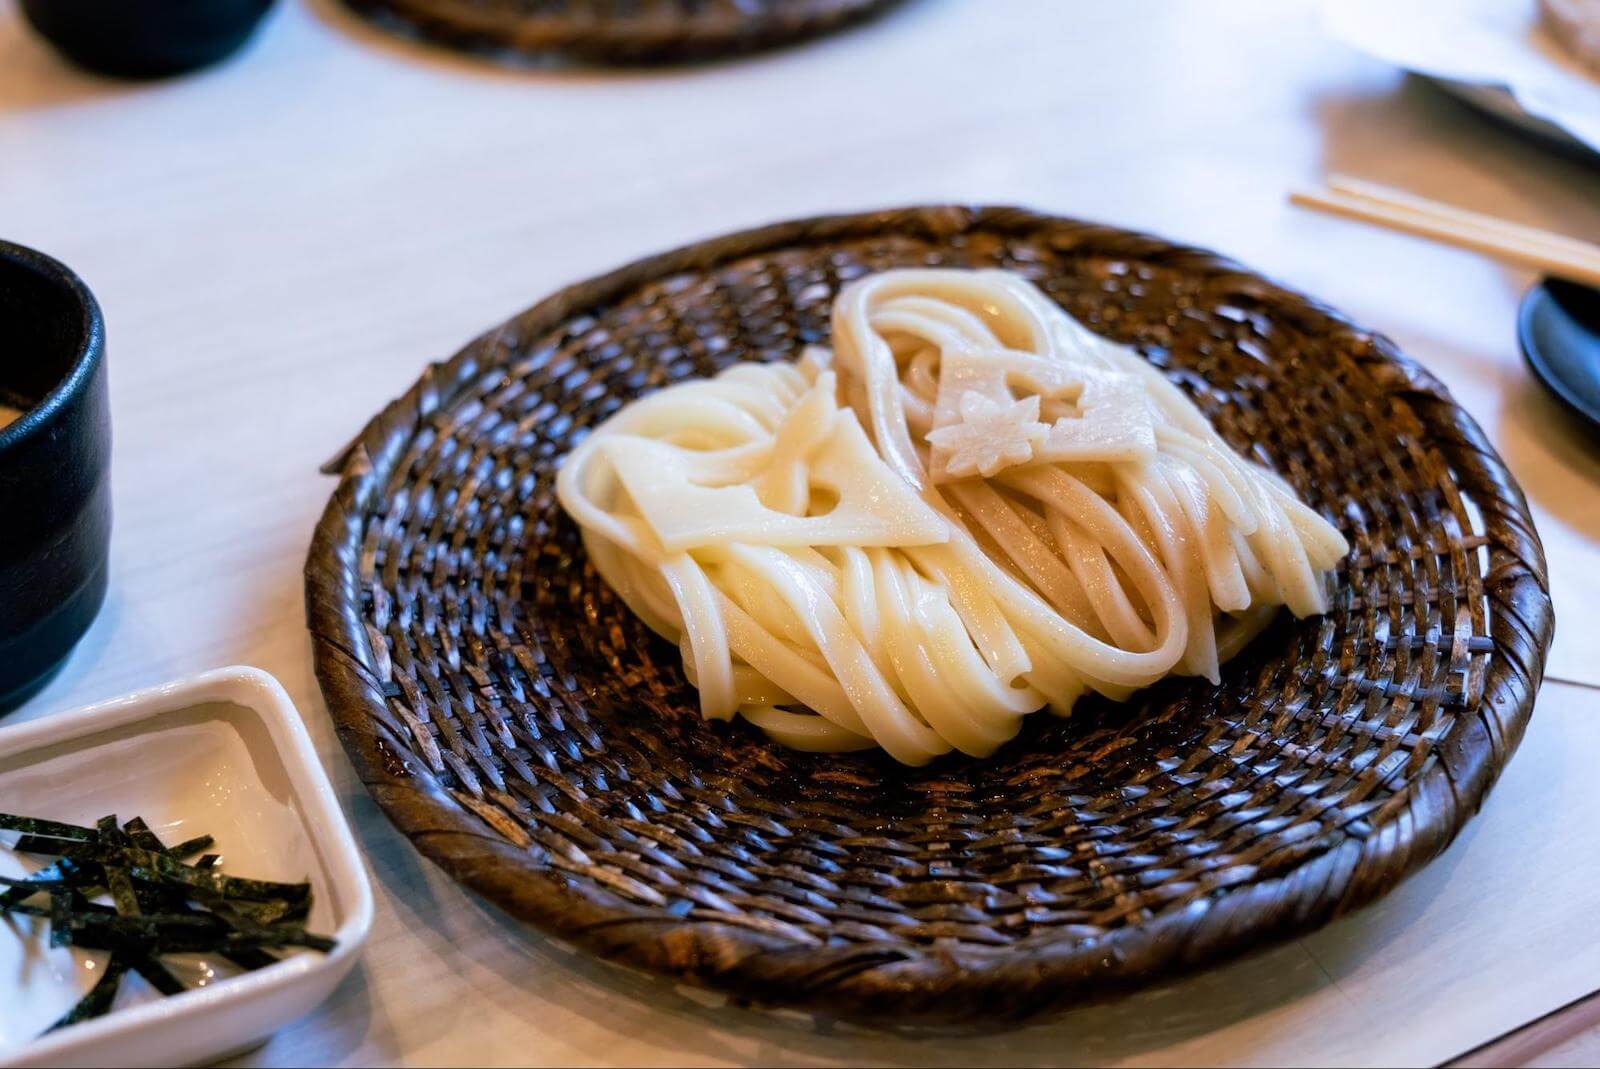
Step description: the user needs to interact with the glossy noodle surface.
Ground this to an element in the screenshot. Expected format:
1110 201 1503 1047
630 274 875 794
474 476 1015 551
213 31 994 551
555 269 1348 764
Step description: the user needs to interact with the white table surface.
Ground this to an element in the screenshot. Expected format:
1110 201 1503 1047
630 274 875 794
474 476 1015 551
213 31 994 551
3 0 1599 1064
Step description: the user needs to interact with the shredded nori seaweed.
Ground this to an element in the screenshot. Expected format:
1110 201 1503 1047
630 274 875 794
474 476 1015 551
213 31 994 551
1 810 336 1037
167 836 217 859
33 840 310 904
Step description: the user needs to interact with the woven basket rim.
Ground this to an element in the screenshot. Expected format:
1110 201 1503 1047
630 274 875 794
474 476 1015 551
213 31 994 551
340 0 906 62
306 204 1553 1023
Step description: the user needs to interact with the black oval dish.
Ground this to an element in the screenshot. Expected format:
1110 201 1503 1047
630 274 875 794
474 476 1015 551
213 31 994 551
0 242 111 713
1518 278 1600 434
20 0 275 79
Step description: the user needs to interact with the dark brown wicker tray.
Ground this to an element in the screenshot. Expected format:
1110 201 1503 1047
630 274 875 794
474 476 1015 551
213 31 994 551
306 205 1553 1025
338 0 907 64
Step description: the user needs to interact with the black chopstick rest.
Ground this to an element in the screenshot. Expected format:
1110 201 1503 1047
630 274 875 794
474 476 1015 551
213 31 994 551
20 0 276 80
0 241 111 713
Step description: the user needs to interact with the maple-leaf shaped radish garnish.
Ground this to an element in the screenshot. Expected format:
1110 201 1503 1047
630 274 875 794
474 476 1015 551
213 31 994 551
926 391 1049 480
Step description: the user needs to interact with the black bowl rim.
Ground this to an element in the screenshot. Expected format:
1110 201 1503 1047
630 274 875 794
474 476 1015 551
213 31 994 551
0 240 105 452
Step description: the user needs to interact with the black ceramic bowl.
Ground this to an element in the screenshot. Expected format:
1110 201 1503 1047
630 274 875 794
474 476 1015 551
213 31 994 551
1519 278 1600 433
0 242 110 713
21 0 275 80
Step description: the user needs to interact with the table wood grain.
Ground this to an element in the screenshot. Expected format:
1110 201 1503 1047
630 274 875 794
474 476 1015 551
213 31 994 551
2 0 1598 1064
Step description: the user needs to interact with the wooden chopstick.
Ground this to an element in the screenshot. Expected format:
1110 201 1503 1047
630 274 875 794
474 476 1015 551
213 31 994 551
1290 176 1600 288
1326 175 1600 263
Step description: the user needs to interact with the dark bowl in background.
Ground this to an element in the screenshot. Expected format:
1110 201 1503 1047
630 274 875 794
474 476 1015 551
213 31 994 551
20 0 276 79
1519 278 1600 434
0 241 111 713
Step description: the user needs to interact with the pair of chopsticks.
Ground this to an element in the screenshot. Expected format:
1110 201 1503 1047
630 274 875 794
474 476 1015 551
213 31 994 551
1291 175 1600 288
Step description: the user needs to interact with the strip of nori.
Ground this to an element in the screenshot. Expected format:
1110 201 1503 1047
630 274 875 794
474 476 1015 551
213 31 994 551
221 947 283 971
166 836 215 859
105 867 141 918
192 888 308 936
52 905 334 954
0 813 97 841
129 954 186 996
96 823 144 919
119 817 213 862
33 840 309 904
62 924 333 955
46 955 130 1032
12 834 82 855
49 890 72 948
3 891 116 921
61 910 228 938
3 903 51 917
198 890 306 928
0 860 81 900
121 817 166 852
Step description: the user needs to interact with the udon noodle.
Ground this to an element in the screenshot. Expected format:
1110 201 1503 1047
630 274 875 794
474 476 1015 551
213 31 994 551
555 269 1348 765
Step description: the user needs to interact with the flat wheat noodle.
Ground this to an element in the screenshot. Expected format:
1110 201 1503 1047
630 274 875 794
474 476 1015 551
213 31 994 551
556 269 1349 764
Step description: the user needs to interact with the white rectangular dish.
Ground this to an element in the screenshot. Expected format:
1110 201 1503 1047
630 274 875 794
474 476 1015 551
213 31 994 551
0 667 373 1069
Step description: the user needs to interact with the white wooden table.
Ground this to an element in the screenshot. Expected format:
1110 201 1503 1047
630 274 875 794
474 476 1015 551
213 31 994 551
3 0 1599 1064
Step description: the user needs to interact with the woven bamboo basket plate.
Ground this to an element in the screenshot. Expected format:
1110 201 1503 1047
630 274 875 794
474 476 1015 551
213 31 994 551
337 0 906 64
306 205 1553 1024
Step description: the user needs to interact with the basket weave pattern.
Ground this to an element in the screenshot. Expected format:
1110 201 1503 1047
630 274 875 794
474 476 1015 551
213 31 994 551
340 0 905 63
307 206 1552 1022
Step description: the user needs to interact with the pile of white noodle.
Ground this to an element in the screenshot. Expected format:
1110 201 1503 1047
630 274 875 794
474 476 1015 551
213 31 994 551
555 269 1348 765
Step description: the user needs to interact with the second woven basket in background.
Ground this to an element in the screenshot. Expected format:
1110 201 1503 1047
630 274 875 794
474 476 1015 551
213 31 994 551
337 0 910 64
